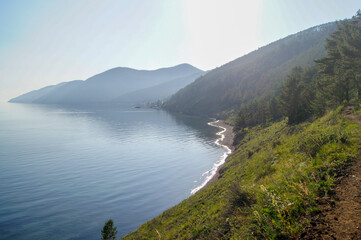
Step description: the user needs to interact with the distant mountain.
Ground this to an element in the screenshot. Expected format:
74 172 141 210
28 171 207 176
164 22 337 118
112 72 205 104
9 64 204 105
10 80 84 104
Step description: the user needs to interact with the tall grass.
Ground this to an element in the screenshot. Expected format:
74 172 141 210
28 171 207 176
123 109 361 239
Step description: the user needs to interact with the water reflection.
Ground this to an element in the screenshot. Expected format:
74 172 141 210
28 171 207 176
0 103 224 239
7 103 219 147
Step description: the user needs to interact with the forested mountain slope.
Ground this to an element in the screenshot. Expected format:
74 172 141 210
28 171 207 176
164 22 337 118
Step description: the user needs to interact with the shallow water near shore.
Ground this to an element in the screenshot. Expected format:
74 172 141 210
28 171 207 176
0 102 226 239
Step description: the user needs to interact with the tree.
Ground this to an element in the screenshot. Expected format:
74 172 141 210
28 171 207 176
339 10 361 99
279 67 312 124
311 75 328 116
101 219 118 240
315 10 361 104
269 97 281 120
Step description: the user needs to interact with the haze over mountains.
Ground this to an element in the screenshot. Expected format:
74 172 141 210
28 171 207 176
164 22 337 118
9 64 204 105
11 22 337 117
122 11 361 239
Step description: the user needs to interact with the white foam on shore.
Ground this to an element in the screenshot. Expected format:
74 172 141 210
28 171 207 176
190 120 232 195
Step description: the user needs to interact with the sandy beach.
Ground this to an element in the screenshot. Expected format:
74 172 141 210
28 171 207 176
190 120 235 194
205 120 234 186
209 120 235 151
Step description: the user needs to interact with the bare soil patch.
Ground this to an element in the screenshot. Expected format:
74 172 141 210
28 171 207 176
301 106 361 240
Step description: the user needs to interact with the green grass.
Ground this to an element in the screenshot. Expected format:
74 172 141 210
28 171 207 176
123 108 361 239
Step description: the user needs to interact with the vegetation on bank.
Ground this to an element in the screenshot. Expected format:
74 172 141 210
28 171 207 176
233 11 361 133
120 11 361 239
123 108 361 239
101 219 118 240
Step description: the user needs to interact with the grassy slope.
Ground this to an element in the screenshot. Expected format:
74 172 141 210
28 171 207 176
123 108 361 239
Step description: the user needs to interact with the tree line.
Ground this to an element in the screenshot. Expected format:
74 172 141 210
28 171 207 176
164 21 336 118
234 10 361 142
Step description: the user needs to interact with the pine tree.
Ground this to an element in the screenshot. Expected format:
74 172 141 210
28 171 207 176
315 32 346 104
279 67 310 124
340 11 361 99
315 10 361 104
101 219 118 240
269 97 281 120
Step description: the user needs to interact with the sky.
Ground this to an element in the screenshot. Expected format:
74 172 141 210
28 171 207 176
0 0 360 102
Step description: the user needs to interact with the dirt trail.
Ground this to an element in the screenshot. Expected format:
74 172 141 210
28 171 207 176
301 106 361 240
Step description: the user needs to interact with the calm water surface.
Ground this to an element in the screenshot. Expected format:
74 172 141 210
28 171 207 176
0 103 225 239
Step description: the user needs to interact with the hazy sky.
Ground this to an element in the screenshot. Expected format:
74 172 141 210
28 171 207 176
0 0 360 101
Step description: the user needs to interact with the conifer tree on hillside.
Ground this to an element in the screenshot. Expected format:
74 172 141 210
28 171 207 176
279 67 307 124
232 10 360 131
316 10 361 104
340 10 361 98
101 219 118 240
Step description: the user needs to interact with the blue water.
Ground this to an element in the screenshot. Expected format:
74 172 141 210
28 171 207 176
0 103 225 239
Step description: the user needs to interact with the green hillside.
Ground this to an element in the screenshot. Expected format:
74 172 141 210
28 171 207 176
123 108 361 239
122 12 361 239
164 23 337 118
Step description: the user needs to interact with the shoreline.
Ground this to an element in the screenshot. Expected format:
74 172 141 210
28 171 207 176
190 120 235 194
208 120 235 152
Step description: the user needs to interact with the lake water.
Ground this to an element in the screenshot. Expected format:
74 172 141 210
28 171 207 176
0 103 225 239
